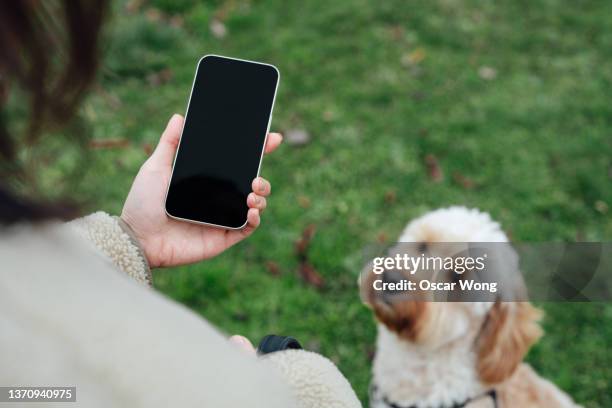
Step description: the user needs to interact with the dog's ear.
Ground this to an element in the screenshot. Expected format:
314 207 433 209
358 260 377 308
372 300 432 343
476 301 543 384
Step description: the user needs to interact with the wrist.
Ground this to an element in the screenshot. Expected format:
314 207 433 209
116 215 153 276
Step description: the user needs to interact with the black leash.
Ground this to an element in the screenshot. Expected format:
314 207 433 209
371 384 498 408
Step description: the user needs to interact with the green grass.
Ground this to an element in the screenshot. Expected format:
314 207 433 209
42 0 612 405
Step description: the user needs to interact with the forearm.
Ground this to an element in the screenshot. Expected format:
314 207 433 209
67 211 151 286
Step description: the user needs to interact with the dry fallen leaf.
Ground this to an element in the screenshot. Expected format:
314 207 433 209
114 158 126 170
125 0 144 13
401 48 426 67
322 109 335 122
377 232 388 243
295 224 316 257
294 224 324 288
424 154 443 182
142 142 153 156
452 171 476 189
478 66 497 80
169 15 184 28
388 25 404 41
147 68 173 87
145 8 162 22
299 262 325 288
594 200 608 214
285 129 311 146
265 260 281 277
297 195 311 209
210 19 227 38
384 190 397 204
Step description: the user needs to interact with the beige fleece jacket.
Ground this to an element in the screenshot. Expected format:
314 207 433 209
0 212 361 408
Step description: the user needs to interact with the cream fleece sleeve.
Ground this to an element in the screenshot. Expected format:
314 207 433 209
67 213 361 407
68 211 151 286
263 349 362 408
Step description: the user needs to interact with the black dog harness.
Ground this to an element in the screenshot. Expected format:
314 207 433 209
370 384 498 408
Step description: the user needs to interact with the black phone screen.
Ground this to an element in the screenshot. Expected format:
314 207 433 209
165 55 279 229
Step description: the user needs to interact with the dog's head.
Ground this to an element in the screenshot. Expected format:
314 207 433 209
360 206 542 384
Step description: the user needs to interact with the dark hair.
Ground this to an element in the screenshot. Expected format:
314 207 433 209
0 1 108 224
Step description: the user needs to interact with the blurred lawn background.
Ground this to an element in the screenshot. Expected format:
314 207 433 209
41 0 612 405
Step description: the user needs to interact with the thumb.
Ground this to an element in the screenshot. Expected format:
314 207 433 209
151 114 184 168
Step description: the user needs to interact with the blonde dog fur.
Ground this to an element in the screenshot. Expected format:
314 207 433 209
362 207 580 408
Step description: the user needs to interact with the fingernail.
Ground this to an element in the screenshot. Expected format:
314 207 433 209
170 113 182 124
259 179 266 192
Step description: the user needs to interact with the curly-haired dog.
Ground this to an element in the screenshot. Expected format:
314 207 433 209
361 206 580 408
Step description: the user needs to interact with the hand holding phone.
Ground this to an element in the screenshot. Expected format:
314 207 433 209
120 55 281 268
165 55 280 229
120 116 283 268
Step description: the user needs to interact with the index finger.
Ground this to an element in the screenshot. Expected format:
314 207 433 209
264 132 283 154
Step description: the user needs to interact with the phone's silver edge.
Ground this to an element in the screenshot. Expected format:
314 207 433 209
163 54 281 231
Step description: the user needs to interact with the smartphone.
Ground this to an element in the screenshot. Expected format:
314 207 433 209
165 55 280 229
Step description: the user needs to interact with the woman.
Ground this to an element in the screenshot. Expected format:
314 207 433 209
0 2 360 407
